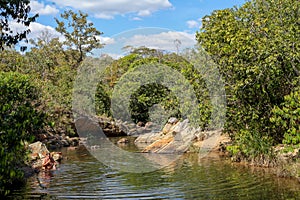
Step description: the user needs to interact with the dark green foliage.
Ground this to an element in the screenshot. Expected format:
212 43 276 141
271 87 300 146
0 0 38 51
95 84 111 117
0 72 44 195
129 83 180 124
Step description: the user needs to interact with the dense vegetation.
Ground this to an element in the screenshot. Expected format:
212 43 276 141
0 0 299 195
0 72 44 195
196 0 299 161
0 6 101 195
95 49 212 127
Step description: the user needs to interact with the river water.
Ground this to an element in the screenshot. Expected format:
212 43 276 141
8 139 300 200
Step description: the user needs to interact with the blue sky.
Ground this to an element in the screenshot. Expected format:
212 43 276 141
16 0 247 56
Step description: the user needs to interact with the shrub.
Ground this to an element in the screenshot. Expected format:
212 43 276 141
0 72 45 195
271 87 300 146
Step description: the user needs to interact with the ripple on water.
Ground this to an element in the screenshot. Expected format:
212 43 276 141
8 149 300 200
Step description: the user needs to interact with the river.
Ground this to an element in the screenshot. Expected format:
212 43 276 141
8 138 300 199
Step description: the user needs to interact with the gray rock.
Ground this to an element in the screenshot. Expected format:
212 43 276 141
168 117 179 124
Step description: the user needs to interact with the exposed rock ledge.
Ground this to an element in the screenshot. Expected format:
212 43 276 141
134 118 228 154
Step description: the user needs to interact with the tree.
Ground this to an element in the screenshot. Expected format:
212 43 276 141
95 47 212 127
0 0 38 51
196 0 299 158
28 30 66 80
55 10 103 67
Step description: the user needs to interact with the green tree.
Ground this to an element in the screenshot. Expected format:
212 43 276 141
0 49 28 72
0 0 38 51
0 72 45 195
96 47 212 128
196 0 299 158
55 10 103 67
27 31 66 80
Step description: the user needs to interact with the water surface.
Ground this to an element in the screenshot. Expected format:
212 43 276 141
9 140 300 199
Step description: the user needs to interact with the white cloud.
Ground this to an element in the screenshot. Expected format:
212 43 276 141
30 1 59 15
137 10 151 17
9 21 62 42
186 18 202 29
8 21 62 50
50 0 172 19
97 30 196 59
96 36 115 45
132 17 142 21
94 13 114 20
124 31 196 52
187 20 199 28
27 22 61 39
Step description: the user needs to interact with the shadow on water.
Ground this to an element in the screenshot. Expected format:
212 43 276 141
8 141 300 200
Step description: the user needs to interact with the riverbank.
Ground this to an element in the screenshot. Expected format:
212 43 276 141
132 118 300 182
24 117 300 186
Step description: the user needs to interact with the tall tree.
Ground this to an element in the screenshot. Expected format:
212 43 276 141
0 0 38 51
55 10 103 67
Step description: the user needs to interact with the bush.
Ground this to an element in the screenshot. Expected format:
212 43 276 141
0 72 45 195
271 87 300 146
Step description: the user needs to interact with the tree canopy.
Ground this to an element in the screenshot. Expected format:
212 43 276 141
197 0 299 158
55 10 103 67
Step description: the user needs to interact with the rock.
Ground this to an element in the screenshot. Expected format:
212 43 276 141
61 139 70 147
28 141 62 170
30 153 39 160
168 117 178 124
67 146 78 150
117 138 129 144
71 137 79 146
136 119 187 153
137 121 145 127
28 141 49 159
145 122 154 128
51 152 63 161
142 134 174 153
135 118 221 154
162 123 173 134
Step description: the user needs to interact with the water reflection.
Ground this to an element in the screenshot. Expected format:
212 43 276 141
9 146 300 200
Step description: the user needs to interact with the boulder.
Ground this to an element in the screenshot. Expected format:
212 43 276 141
28 141 49 160
28 141 62 170
135 119 195 153
135 118 222 154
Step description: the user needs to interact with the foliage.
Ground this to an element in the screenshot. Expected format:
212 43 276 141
55 10 103 67
0 72 44 195
39 65 77 136
0 49 28 72
0 0 38 51
95 47 212 128
27 31 67 80
229 129 273 158
129 83 180 124
196 0 300 158
271 87 300 145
